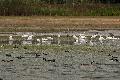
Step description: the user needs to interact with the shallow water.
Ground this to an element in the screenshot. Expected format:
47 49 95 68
0 45 120 80
0 30 120 46
0 30 120 80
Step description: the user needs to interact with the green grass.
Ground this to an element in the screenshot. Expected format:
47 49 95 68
0 44 119 55
0 26 79 33
87 7 120 16
0 0 120 16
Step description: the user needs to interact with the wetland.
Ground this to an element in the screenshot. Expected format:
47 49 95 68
0 30 120 80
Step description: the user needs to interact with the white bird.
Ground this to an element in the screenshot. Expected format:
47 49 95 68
58 34 60 38
73 35 78 40
99 35 105 44
9 36 14 40
89 34 98 46
42 38 48 42
47 37 53 40
37 39 40 42
1 45 4 47
27 35 33 40
106 36 113 40
42 38 52 45
106 36 118 40
22 34 29 38
73 35 79 44
57 34 61 45
91 34 97 39
36 39 41 45
79 34 87 44
42 38 48 41
80 34 86 39
79 38 86 44
9 36 14 45
89 40 94 46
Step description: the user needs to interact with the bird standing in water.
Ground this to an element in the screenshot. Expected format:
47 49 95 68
79 34 87 44
9 35 14 45
99 35 105 44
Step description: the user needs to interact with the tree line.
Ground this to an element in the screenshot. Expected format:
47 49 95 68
37 0 120 4
0 0 120 16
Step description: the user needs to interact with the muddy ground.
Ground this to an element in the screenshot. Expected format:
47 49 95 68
0 16 120 32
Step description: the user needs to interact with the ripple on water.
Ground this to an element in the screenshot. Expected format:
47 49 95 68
0 43 120 80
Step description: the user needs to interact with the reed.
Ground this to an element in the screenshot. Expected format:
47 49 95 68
0 0 120 16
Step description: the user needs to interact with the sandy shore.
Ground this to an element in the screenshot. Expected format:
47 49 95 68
0 16 120 32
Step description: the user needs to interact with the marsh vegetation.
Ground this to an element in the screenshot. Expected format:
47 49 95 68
0 0 120 16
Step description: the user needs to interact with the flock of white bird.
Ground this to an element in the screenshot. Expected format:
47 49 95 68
8 33 120 45
73 33 120 46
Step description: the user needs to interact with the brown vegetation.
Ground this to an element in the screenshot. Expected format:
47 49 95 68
0 16 120 32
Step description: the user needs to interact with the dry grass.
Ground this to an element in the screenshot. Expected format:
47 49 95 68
0 16 120 32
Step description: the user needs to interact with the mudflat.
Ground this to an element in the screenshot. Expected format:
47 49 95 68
0 16 120 32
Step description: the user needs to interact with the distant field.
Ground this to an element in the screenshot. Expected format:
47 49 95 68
0 16 120 32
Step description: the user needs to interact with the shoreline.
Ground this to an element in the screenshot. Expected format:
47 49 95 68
0 16 120 32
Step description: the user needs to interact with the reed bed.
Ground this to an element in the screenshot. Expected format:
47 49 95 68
0 0 120 16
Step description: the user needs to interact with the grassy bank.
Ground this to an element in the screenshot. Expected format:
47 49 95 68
0 44 119 55
0 0 120 16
